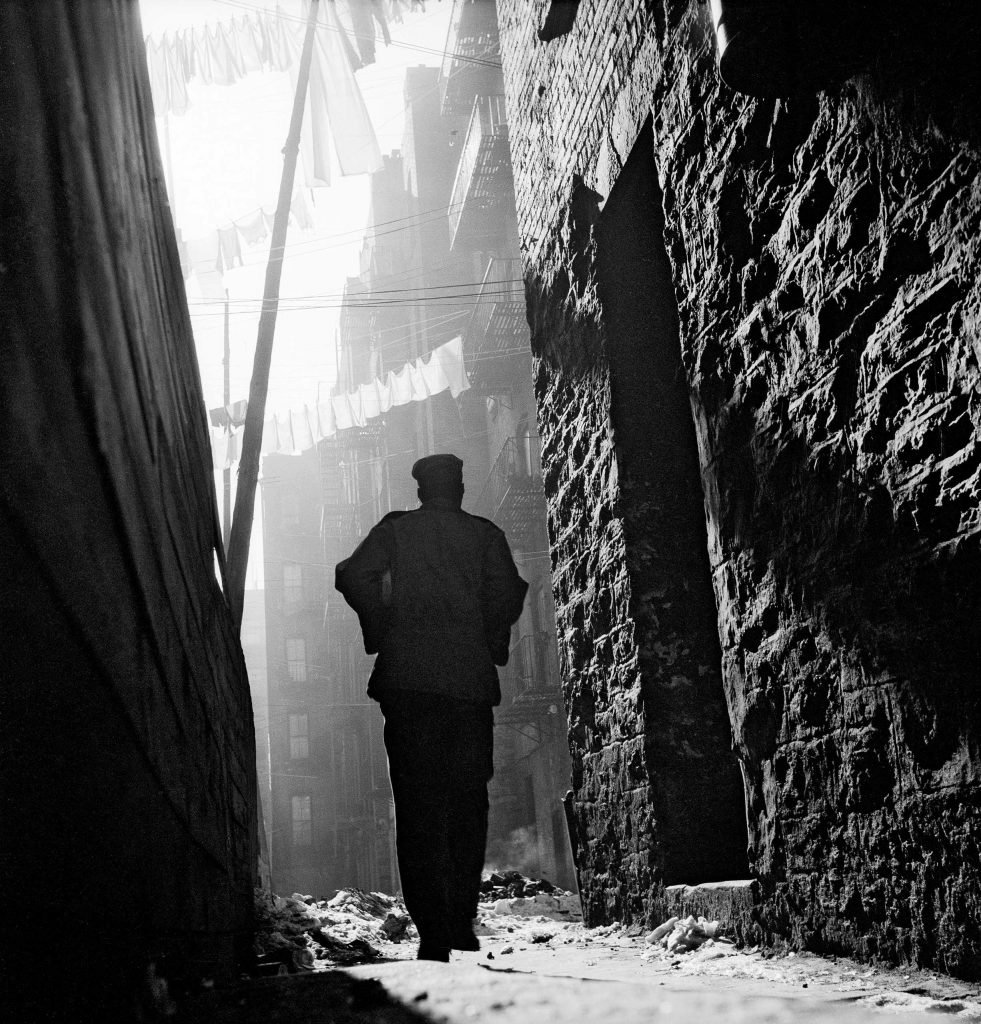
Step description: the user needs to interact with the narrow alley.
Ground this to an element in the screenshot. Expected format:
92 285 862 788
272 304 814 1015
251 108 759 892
2 2 980 1022
181 890 981 1024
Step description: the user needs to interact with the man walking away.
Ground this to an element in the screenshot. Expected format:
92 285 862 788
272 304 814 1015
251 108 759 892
335 454 528 962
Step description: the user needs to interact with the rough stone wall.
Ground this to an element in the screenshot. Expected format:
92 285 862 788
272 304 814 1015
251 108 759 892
499 0 981 977
503 1 749 928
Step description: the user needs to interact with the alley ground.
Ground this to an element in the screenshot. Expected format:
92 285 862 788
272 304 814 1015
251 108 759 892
182 905 981 1023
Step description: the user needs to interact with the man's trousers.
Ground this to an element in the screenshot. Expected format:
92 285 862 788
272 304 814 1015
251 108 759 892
379 691 494 948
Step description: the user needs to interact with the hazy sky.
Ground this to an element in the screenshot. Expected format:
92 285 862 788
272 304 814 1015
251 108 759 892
139 0 454 585
140 0 453 411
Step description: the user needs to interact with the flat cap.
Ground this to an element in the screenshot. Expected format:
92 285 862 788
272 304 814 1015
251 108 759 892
411 453 463 489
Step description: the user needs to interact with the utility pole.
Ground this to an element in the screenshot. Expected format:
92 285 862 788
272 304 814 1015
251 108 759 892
225 0 320 627
223 287 231 552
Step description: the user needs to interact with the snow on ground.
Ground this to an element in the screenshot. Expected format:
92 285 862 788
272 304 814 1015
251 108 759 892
252 876 981 1021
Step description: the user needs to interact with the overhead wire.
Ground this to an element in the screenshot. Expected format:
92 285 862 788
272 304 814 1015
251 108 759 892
208 0 503 68
189 275 521 305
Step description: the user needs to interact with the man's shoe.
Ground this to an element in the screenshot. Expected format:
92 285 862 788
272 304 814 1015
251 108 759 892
449 927 480 952
417 942 450 962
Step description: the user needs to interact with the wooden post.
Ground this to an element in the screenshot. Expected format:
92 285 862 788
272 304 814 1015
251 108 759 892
225 0 319 627
223 287 231 551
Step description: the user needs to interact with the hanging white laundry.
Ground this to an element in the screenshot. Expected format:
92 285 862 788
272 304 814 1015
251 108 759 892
408 357 431 401
316 399 336 440
223 337 470 467
332 391 356 431
359 377 387 419
224 427 243 469
314 3 383 177
420 345 451 395
211 427 228 472
379 371 398 414
288 1 383 188
437 336 469 398
291 406 316 450
391 363 414 406
276 412 295 453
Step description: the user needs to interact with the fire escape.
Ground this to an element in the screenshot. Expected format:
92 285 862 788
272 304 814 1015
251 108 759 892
447 94 513 253
474 436 561 725
462 256 527 392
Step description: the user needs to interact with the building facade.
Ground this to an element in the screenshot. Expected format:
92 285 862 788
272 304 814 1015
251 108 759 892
262 446 398 897
498 0 981 978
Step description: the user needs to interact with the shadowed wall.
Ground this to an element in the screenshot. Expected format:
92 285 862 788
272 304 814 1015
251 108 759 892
0 4 257 1018
499 0 981 976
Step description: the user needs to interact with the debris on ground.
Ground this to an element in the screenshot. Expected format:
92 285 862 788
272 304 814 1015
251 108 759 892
479 871 582 921
480 871 558 900
252 888 413 973
251 874 582 974
248 883 981 1020
645 915 727 954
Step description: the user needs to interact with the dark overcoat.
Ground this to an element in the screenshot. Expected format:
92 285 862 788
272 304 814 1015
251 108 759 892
335 497 528 705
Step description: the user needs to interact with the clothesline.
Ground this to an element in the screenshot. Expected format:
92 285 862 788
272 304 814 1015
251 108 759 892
211 335 468 469
145 2 385 190
144 1 418 115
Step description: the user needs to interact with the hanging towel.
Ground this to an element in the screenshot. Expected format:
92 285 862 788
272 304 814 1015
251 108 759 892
436 335 469 398
344 0 377 65
291 406 316 450
316 399 336 440
206 22 240 85
276 412 295 453
224 427 243 469
236 15 264 73
234 208 269 247
211 427 228 472
390 363 414 406
261 416 280 455
216 225 244 273
223 338 469 467
419 345 451 396
331 391 356 431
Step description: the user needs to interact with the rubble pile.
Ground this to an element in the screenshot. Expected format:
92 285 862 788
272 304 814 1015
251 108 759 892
478 871 582 922
252 888 414 974
645 915 735 956
250 874 582 974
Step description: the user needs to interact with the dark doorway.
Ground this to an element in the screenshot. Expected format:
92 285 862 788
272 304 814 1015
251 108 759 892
595 119 749 884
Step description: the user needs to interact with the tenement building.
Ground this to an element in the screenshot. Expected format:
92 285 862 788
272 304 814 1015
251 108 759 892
496 0 981 978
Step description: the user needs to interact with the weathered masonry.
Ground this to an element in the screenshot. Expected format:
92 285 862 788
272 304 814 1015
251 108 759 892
0 5 257 1019
498 0 981 977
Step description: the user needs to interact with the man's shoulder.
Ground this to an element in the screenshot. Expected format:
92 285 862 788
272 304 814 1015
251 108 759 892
462 511 509 539
464 511 500 529
376 510 412 526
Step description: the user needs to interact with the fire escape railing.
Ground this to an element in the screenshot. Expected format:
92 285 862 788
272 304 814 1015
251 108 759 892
438 0 501 116
474 435 542 519
502 631 560 698
472 435 547 550
448 94 509 249
467 256 524 343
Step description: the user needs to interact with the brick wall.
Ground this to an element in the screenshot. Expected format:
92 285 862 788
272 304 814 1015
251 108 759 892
500 0 981 976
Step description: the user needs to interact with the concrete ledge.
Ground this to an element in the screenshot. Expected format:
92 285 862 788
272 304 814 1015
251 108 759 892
661 879 762 947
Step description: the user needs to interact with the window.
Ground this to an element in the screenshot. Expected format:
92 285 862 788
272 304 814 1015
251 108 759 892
286 637 307 683
283 562 302 609
291 794 312 846
289 713 309 760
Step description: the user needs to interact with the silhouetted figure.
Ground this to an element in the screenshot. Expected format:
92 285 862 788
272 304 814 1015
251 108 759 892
335 454 527 962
